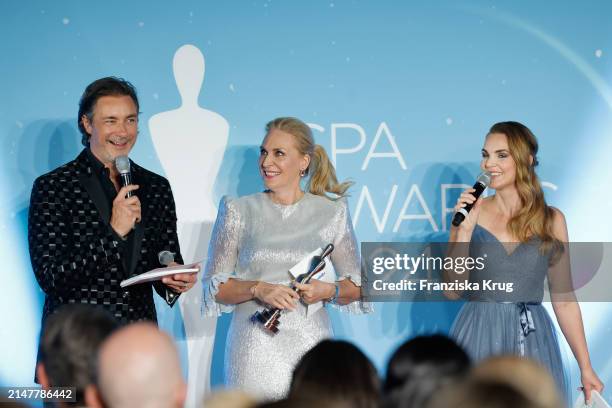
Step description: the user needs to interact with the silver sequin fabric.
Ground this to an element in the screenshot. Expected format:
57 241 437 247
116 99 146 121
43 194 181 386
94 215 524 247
202 192 370 400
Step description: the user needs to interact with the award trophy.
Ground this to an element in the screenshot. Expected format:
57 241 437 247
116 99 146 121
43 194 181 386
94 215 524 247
250 243 335 334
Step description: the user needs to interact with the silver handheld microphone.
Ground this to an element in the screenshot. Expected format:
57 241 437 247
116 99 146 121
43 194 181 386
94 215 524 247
115 156 133 197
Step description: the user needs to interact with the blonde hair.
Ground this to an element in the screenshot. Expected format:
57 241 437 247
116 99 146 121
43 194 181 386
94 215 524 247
488 122 563 259
203 390 255 408
470 356 564 408
265 117 352 199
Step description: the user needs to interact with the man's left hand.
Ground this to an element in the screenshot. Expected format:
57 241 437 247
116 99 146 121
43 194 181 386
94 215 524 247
162 262 199 293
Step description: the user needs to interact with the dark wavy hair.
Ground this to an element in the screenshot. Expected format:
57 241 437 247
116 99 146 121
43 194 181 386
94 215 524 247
289 340 380 408
39 304 119 404
383 334 470 408
78 76 139 146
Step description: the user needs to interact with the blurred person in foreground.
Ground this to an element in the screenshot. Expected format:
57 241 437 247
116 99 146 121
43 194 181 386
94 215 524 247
429 354 565 408
470 355 564 408
257 397 352 408
37 304 119 407
427 378 553 408
86 322 186 408
288 339 380 408
382 334 470 408
202 390 256 408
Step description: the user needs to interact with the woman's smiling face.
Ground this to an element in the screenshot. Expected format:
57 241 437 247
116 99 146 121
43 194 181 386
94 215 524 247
259 128 309 192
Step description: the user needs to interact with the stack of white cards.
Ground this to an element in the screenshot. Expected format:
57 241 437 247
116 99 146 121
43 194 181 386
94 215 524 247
120 262 201 288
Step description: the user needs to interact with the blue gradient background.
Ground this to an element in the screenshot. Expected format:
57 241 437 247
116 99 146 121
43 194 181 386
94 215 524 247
2 0 611 403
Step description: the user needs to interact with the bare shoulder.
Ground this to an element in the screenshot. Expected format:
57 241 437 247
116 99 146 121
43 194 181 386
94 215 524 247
548 206 569 240
549 206 567 225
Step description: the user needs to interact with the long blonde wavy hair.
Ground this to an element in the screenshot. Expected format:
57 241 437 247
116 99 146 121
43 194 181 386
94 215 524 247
265 117 352 199
489 122 562 256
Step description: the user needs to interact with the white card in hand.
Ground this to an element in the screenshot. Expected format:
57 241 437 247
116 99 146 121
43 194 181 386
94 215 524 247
289 248 335 317
574 391 610 408
120 262 201 288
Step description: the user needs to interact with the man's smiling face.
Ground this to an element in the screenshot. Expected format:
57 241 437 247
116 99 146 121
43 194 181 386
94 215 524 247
82 94 139 166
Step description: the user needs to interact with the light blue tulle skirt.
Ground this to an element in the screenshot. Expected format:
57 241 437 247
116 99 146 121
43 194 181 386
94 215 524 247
451 302 569 400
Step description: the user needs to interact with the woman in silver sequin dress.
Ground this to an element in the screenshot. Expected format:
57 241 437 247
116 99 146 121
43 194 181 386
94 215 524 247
202 117 370 400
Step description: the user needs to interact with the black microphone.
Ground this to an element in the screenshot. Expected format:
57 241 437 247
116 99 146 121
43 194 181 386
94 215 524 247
115 156 133 197
452 172 491 227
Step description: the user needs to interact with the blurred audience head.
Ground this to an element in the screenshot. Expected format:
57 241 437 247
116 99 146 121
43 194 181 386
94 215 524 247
203 389 256 408
36 304 119 406
382 334 470 408
427 378 546 408
470 356 564 408
257 397 352 408
289 339 380 408
87 322 185 408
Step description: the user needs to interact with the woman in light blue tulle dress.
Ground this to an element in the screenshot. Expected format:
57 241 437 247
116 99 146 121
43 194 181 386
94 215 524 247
448 121 603 403
202 117 370 401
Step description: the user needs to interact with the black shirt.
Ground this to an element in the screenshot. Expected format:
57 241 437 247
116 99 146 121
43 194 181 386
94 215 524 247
86 148 137 274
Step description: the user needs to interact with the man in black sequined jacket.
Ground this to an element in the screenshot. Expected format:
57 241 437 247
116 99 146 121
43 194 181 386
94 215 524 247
28 77 197 327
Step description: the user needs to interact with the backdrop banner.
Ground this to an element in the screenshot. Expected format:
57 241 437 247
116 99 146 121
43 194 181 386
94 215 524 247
2 2 611 407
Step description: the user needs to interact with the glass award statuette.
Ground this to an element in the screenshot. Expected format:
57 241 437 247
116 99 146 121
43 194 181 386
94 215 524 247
250 244 335 334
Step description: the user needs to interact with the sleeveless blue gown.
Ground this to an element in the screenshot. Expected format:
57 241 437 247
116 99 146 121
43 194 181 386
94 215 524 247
450 224 569 399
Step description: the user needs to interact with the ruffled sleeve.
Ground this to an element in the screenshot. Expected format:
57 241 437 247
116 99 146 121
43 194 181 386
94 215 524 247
201 196 242 316
329 198 372 314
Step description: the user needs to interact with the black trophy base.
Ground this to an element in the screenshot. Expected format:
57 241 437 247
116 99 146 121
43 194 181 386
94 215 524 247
251 309 280 334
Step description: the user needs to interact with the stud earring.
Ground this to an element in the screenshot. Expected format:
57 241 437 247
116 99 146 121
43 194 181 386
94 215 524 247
300 169 306 177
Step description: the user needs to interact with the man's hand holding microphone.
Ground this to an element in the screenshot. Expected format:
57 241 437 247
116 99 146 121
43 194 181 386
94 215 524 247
112 156 198 293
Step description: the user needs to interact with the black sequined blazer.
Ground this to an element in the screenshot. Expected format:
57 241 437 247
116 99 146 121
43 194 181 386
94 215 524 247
28 149 183 325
